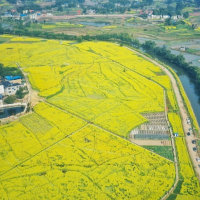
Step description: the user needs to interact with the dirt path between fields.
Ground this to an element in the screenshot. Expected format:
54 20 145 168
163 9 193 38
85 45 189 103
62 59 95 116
125 47 200 182
16 63 45 108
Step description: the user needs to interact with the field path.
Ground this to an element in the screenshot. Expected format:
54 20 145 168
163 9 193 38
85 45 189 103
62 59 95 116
16 63 45 108
125 46 200 182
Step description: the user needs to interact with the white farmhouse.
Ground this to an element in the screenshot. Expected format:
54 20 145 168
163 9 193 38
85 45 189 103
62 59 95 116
1 81 22 96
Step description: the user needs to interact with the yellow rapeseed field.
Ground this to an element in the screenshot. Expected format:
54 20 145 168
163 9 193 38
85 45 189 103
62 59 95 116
169 111 200 197
0 37 198 199
0 40 169 137
0 121 175 200
168 113 184 136
175 138 200 196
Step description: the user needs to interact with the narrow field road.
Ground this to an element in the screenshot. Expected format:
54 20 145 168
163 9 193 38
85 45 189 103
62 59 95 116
16 63 44 108
125 47 200 182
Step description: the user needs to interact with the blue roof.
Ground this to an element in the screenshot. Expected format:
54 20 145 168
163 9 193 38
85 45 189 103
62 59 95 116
5 76 21 80
20 14 27 17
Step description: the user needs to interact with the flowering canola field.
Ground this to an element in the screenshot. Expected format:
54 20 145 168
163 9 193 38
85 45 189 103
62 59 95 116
0 40 171 137
0 38 191 199
0 112 175 199
169 112 200 199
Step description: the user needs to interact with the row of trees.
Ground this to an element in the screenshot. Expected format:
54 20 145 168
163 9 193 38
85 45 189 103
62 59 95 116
0 63 24 78
152 2 188 16
16 4 42 13
166 0 200 7
81 0 154 14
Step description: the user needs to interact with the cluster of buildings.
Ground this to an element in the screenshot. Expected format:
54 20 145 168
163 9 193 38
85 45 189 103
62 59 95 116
148 14 183 20
2 10 41 20
140 10 183 20
0 76 23 106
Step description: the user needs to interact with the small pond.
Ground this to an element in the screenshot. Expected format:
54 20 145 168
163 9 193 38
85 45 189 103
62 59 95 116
0 106 25 119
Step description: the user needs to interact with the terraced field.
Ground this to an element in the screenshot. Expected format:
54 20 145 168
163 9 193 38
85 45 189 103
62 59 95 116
0 37 199 199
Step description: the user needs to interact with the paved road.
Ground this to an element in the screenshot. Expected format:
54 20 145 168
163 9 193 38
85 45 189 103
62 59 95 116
125 47 200 181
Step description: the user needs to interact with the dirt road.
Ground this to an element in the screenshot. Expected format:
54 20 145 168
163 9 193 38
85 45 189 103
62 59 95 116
37 14 138 21
16 63 44 108
125 47 200 181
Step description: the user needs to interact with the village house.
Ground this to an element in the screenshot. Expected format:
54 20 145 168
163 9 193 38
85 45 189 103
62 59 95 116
1 81 22 96
148 14 183 20
0 76 23 96
179 47 186 51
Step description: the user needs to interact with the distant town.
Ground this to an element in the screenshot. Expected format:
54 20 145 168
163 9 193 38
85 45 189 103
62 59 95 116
0 0 191 24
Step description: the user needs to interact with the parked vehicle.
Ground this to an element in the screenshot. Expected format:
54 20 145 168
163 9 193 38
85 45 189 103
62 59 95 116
192 140 196 144
196 158 200 162
187 132 191 136
193 147 197 152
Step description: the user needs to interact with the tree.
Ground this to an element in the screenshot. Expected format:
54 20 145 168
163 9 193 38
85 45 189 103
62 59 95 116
77 36 83 43
0 24 3 35
142 40 156 50
174 54 185 66
167 0 173 4
16 87 24 99
176 2 184 11
143 0 153 5
165 17 172 26
4 96 16 104
195 0 200 7
183 11 189 19
57 6 63 12
7 0 17 4
192 24 198 30
132 38 140 47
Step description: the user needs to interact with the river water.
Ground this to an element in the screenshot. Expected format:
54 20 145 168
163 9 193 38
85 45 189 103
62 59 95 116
137 38 200 126
0 106 25 119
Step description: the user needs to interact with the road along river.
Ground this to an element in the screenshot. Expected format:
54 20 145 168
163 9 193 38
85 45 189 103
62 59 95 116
125 46 200 182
